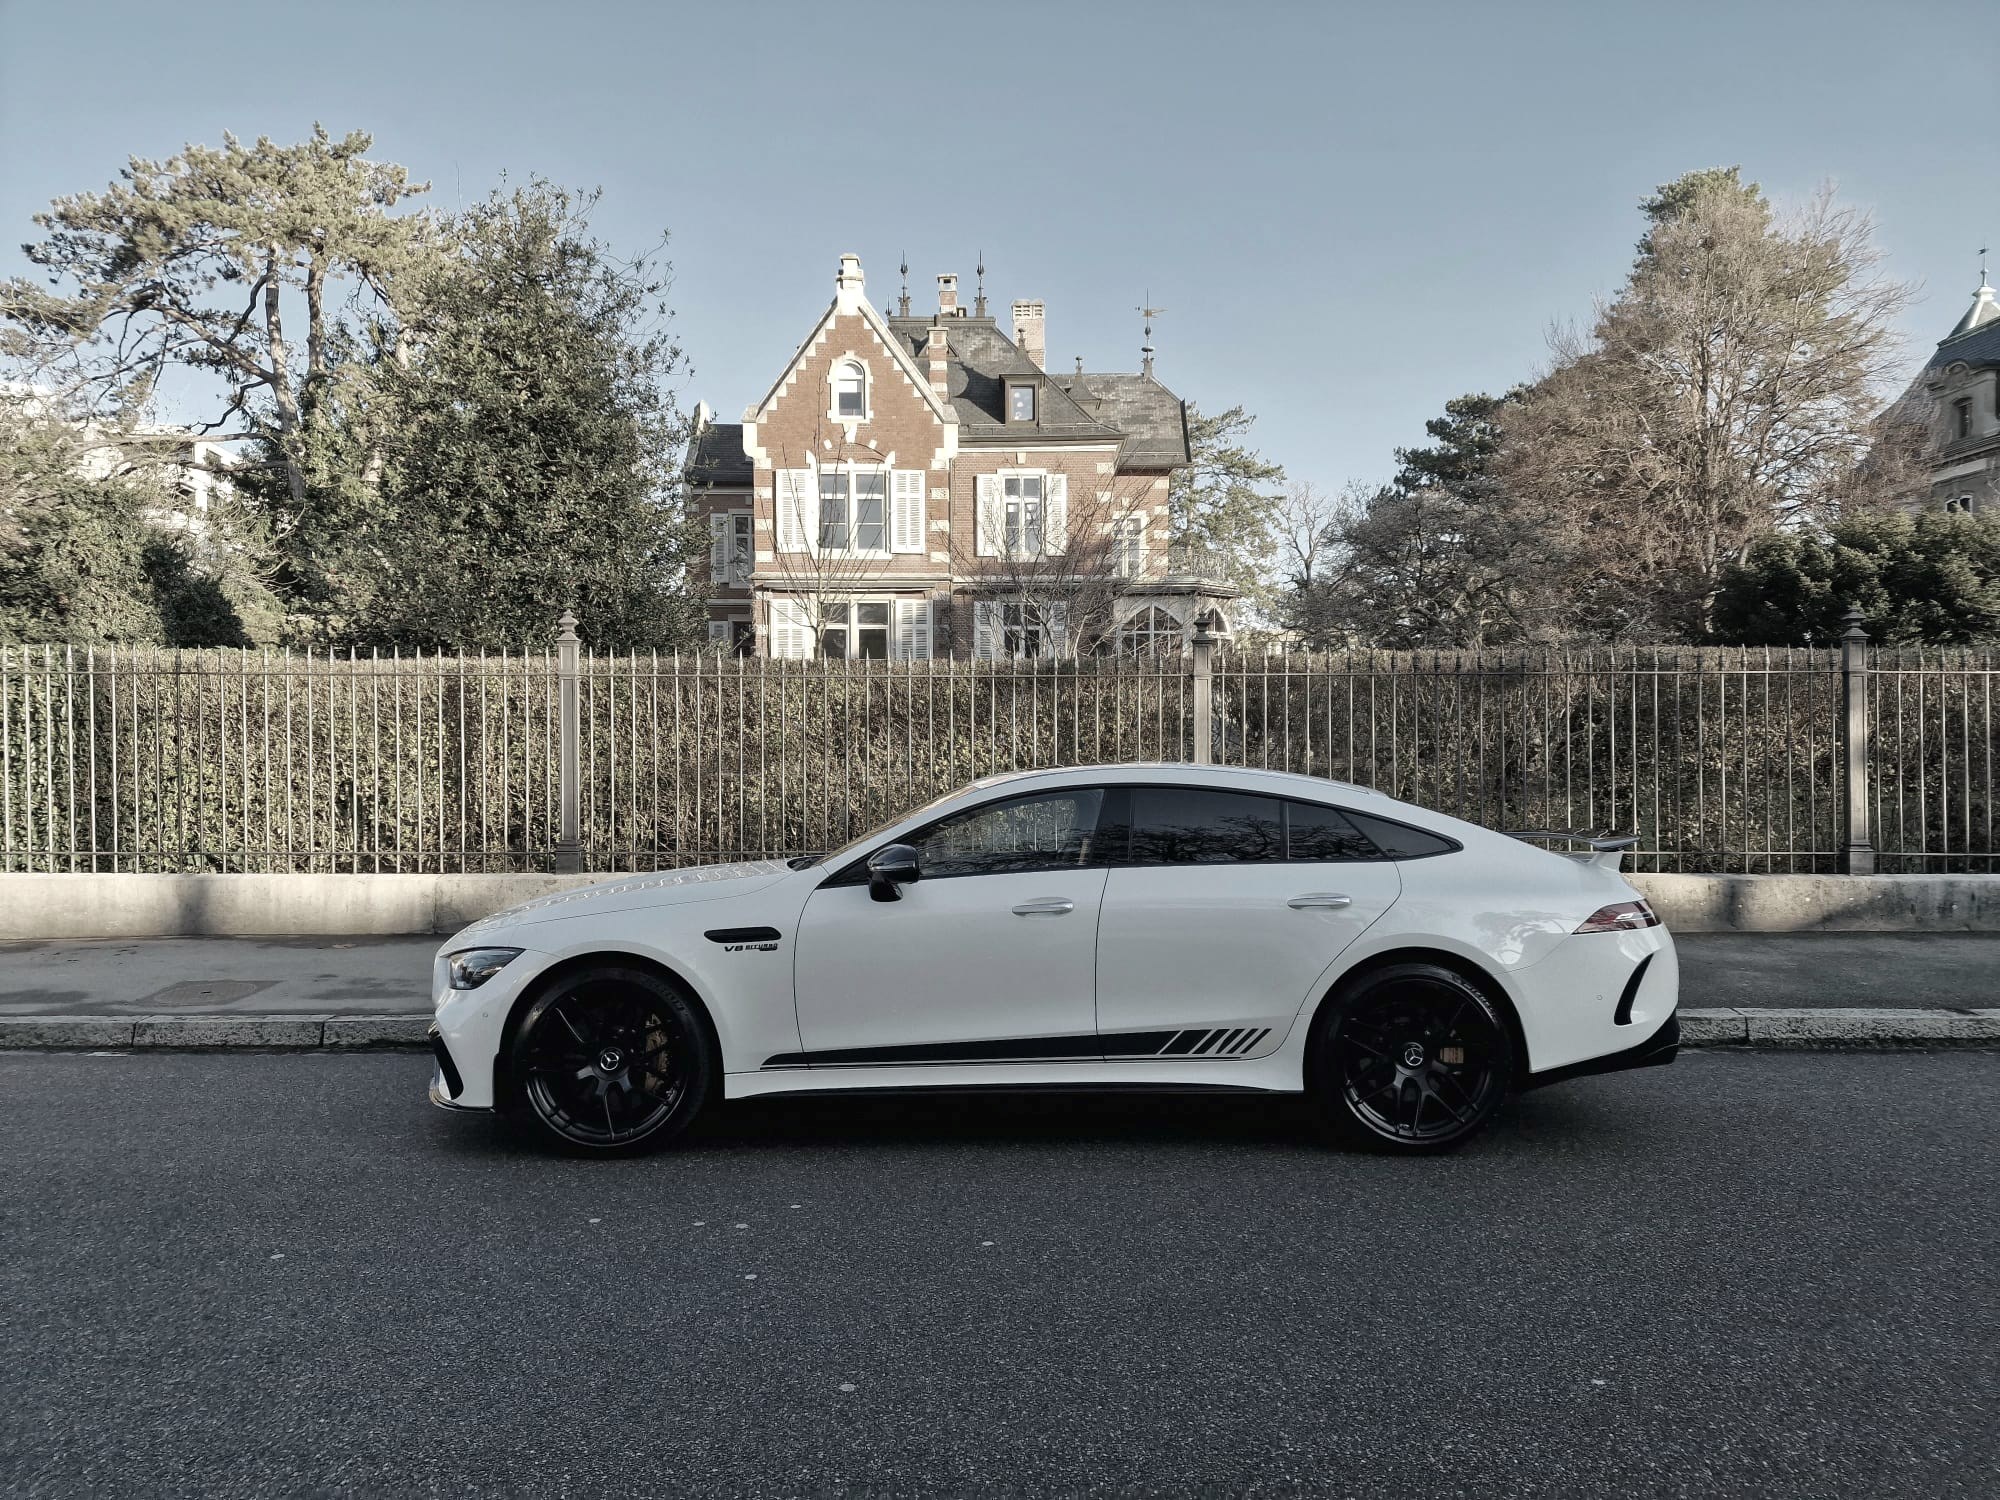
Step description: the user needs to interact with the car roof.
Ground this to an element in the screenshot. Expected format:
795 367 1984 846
964 763 1380 799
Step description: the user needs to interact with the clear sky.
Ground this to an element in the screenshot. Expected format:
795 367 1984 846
1 0 1993 494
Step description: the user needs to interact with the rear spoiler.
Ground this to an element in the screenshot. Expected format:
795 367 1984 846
1504 829 1641 872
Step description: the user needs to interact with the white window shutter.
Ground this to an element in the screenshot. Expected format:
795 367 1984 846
892 597 932 660
972 600 998 661
768 598 811 659
708 513 728 574
975 474 1001 558
1043 473 1067 556
1042 602 1069 657
776 470 815 554
891 470 925 554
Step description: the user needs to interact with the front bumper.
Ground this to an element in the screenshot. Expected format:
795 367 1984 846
427 1023 491 1113
429 1067 492 1113
1523 1014 1680 1091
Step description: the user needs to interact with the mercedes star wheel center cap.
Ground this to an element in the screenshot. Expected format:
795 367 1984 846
1401 1042 1427 1069
597 1048 625 1073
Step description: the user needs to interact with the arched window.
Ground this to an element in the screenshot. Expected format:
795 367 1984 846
1946 495 1974 514
1118 606 1184 657
834 361 867 419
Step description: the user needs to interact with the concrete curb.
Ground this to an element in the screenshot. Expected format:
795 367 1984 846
0 1014 434 1051
2 1009 1995 1053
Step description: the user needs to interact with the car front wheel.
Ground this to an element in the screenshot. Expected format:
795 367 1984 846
504 964 715 1154
1311 963 1514 1153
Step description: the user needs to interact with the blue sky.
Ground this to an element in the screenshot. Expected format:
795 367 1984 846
1 0 1992 494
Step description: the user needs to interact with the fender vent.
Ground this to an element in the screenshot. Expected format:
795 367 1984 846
1157 1027 1270 1057
1613 954 1654 1027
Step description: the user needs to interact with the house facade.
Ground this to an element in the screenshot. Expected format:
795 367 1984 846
686 255 1233 658
1915 273 2000 514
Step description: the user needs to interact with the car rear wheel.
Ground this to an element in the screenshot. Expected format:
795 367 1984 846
505 964 714 1155
1311 963 1514 1153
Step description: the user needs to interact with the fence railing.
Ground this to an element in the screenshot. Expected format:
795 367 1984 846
2 610 1993 875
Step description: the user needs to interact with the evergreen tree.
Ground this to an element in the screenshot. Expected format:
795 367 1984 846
1169 404 1286 606
323 183 705 649
1713 510 2000 645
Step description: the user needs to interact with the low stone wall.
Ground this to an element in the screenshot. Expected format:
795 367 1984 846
0 871 1995 940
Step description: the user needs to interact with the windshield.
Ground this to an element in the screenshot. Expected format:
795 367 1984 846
788 785 970 870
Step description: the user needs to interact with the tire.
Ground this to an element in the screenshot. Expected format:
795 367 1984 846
503 963 715 1155
1309 962 1515 1154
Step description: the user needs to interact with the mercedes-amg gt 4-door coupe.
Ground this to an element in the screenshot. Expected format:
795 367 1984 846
427 764 1678 1154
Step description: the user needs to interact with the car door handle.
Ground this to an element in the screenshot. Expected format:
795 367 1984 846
1011 898 1076 916
1287 893 1353 909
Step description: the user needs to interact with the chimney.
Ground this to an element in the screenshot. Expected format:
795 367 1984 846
834 253 865 312
937 273 958 317
1012 300 1046 370
926 325 950 399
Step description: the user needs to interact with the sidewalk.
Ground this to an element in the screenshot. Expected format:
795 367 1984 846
0 933 1993 1018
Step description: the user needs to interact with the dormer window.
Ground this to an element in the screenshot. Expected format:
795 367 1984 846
834 361 867 419
1007 381 1037 423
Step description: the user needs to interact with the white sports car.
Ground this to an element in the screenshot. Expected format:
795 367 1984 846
428 764 1678 1154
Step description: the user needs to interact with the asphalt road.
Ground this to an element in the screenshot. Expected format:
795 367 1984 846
0 932 1994 1016
2 1050 1995 1497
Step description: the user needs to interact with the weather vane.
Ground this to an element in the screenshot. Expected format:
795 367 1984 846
1137 292 1166 375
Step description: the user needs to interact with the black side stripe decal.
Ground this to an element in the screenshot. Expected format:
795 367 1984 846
764 1025 1274 1070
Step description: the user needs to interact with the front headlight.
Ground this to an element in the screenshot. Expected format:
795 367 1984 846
448 947 523 989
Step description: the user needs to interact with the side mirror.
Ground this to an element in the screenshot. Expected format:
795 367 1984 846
867 843 921 902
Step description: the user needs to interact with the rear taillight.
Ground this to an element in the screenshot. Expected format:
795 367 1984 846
1576 900 1660 934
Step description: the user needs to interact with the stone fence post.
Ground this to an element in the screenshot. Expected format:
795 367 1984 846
1838 603 1875 876
554 610 582 873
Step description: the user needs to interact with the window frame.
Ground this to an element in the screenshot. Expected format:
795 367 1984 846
1003 473 1045 555
818 599 891 661
818 780 1463 889
832 359 869 421
1091 784 1463 866
1006 380 1038 424
823 786 1112 886
817 465 891 557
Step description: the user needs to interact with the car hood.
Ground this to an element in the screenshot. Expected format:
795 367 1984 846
453 860 796 939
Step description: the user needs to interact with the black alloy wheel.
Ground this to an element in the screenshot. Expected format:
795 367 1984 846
1314 963 1514 1153
505 965 714 1154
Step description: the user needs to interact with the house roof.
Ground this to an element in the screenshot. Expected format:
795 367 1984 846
1055 372 1193 468
1928 311 2000 373
686 420 752 487
884 315 1126 444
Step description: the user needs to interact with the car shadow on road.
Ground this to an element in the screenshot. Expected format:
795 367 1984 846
429 1080 1629 1161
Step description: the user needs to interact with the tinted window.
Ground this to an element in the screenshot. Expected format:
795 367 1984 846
915 789 1104 878
1284 801 1379 862
1125 787 1283 865
1344 809 1460 860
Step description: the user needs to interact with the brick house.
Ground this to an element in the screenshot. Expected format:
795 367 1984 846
686 254 1234 658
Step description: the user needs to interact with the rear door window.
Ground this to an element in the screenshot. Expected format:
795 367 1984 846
1124 786 1284 865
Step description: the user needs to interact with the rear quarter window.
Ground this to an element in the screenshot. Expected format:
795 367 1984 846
1342 809 1461 860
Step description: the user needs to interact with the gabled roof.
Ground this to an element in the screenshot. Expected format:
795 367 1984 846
1055 372 1193 468
747 282 958 431
885 315 1122 443
686 419 751 487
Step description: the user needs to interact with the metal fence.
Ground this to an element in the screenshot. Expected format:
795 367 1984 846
2 612 1993 874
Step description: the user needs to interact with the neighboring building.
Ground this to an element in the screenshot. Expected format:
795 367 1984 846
3 382 238 532
685 255 1233 658
1915 273 2000 514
